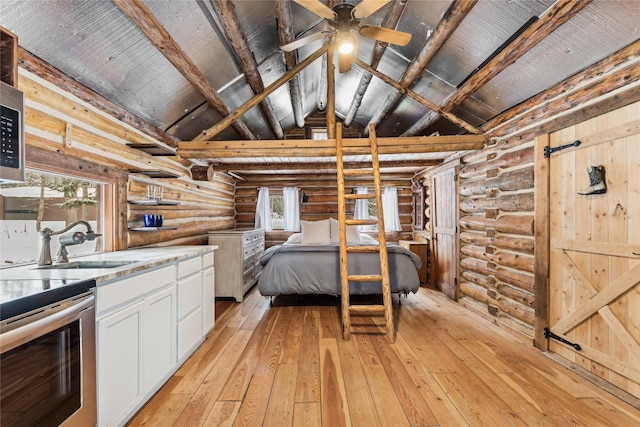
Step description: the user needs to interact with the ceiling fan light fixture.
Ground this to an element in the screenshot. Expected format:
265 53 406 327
336 33 355 55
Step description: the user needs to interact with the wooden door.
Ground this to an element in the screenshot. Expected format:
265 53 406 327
547 103 640 398
431 164 458 300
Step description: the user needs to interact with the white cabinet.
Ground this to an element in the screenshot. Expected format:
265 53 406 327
177 256 203 362
144 286 176 394
208 229 264 302
202 251 215 334
95 249 215 427
97 301 144 427
96 265 176 427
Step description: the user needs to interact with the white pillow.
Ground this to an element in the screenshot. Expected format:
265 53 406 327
330 218 360 244
284 233 302 244
300 219 331 244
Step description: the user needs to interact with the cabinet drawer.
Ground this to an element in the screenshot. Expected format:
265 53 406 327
178 256 201 279
202 251 214 269
97 265 176 315
177 273 202 319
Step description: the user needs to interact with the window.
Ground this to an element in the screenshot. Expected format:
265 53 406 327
269 193 284 230
0 170 105 265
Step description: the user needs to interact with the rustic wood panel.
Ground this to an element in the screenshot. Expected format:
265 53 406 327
548 101 640 399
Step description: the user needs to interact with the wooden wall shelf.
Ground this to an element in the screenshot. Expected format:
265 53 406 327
127 143 176 156
129 226 178 232
128 169 179 178
128 199 180 206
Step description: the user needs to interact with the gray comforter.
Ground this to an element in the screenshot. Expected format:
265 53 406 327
258 244 421 296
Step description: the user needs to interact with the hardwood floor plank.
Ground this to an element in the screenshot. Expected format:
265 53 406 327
362 364 410 426
292 402 321 427
335 336 381 427
202 401 240 427
369 334 438 425
295 307 321 403
320 338 352 427
173 330 252 426
263 363 298 427
126 287 640 427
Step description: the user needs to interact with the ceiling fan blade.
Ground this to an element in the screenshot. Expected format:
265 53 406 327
293 0 336 20
359 25 411 46
281 31 327 52
352 0 391 19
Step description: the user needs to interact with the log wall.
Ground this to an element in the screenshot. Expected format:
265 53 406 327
17 55 234 250
235 173 414 247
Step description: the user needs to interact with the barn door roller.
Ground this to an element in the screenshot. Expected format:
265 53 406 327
543 140 581 158
544 326 581 351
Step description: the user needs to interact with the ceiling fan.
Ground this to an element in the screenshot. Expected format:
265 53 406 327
282 0 412 72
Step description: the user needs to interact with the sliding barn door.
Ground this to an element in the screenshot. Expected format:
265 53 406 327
548 103 640 397
431 164 459 300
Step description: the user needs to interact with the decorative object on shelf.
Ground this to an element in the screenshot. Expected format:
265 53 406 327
146 184 164 201
143 214 163 227
578 165 606 195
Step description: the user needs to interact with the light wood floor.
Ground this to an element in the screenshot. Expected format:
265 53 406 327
126 286 640 426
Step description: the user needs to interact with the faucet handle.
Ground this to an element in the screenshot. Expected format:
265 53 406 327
85 231 102 241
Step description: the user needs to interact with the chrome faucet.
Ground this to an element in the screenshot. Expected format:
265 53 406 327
38 221 102 266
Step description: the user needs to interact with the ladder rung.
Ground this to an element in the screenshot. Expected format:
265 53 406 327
346 219 377 226
344 193 373 200
349 305 385 315
348 274 383 282
346 245 379 253
343 169 371 176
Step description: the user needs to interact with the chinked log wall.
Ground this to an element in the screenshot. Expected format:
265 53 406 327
457 140 536 338
235 174 414 248
18 51 235 249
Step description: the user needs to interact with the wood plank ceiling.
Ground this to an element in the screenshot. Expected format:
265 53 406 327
3 0 639 177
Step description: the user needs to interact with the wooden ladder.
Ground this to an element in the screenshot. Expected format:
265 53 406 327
336 122 394 343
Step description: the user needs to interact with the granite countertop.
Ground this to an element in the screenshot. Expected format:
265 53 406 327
0 245 218 284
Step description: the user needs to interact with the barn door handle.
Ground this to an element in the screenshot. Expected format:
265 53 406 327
544 327 581 351
543 140 581 158
633 252 640 256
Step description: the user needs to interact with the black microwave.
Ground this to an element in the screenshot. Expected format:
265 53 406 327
1 81 25 183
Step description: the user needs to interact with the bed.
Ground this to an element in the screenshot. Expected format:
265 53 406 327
258 219 421 297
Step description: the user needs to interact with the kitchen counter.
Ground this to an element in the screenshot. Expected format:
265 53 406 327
0 246 218 283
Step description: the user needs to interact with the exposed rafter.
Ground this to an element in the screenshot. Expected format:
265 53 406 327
274 0 306 128
178 134 486 158
364 0 477 135
192 46 328 141
112 0 255 140
344 0 408 127
213 0 284 139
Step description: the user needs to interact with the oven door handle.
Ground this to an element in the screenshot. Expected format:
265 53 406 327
0 294 94 354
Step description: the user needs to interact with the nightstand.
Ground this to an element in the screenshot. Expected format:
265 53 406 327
398 240 429 287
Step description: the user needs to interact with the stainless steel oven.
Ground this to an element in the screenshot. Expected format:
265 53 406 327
0 280 96 427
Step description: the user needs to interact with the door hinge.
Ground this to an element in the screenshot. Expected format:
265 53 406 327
544 326 581 350
543 140 581 158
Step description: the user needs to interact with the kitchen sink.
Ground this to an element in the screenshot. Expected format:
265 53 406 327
35 260 141 269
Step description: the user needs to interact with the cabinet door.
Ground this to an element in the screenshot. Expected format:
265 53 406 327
177 273 203 361
144 286 176 394
202 267 215 334
97 301 143 427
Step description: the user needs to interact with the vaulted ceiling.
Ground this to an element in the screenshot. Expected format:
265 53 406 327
2 0 639 176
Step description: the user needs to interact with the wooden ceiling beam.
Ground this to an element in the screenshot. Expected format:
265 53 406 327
443 0 592 112
344 0 409 127
274 0 305 128
213 0 284 139
353 58 482 135
205 159 441 172
364 0 477 133
193 45 328 141
178 134 485 158
112 0 255 140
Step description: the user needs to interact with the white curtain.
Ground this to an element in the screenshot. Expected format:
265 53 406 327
282 187 300 231
382 187 401 231
255 187 272 231
353 186 369 230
